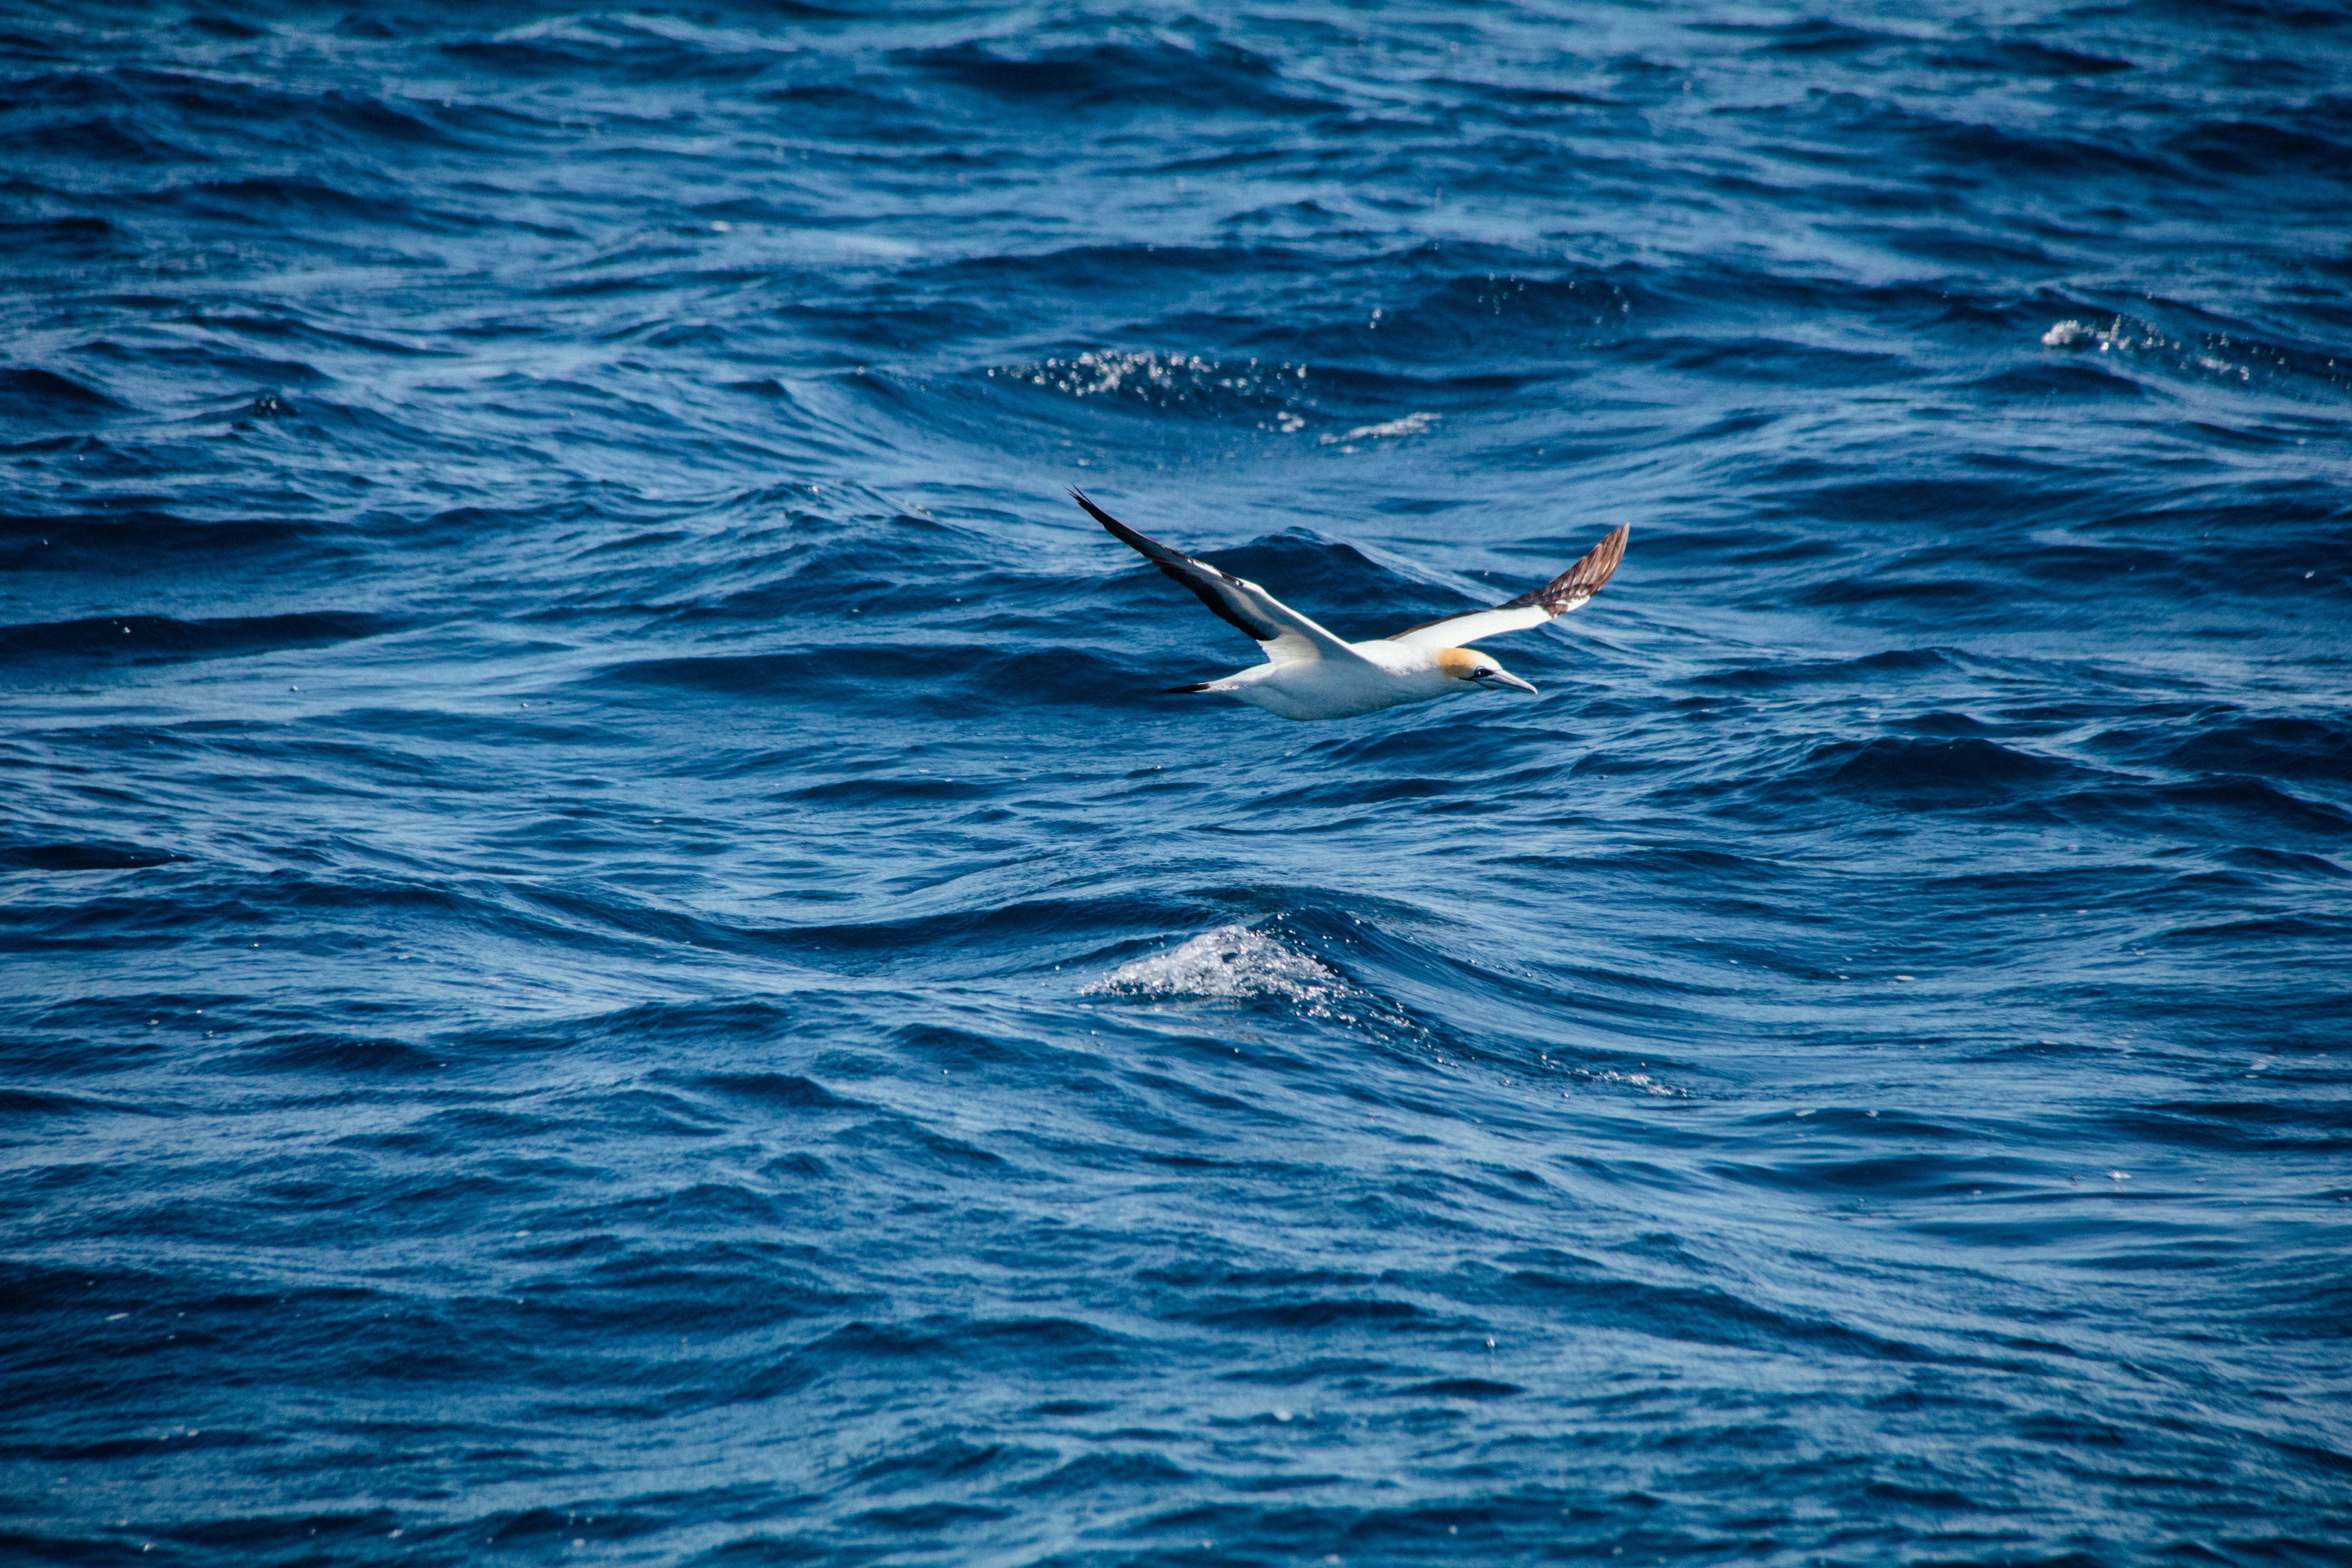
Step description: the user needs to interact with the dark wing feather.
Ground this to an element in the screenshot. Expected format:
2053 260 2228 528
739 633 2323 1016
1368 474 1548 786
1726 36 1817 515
1501 522 1629 613
1070 488 1279 642
1386 523 1629 648
1073 489 1374 668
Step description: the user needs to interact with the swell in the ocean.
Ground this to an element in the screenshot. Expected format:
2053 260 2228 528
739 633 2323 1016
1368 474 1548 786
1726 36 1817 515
3 4 2348 1565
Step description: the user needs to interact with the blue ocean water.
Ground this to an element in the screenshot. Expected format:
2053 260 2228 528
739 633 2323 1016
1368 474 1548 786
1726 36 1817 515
4 2 2350 1563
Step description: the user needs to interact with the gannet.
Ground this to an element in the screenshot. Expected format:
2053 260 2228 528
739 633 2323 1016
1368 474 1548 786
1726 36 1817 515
1073 490 1627 722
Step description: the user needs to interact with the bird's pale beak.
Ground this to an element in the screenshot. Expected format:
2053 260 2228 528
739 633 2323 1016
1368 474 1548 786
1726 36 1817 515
1474 670 1539 695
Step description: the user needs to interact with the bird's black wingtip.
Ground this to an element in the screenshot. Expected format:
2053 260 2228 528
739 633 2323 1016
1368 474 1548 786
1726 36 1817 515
1067 487 1128 536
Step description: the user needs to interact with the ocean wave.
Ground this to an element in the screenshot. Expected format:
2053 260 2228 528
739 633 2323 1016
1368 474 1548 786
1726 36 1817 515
1086 921 1340 1003
0 367 125 422
4 3 2348 1564
0 610 405 667
902 38 1331 116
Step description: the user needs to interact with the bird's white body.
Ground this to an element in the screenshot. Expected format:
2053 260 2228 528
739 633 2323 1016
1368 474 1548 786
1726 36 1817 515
1070 490 1628 724
1192 640 1486 721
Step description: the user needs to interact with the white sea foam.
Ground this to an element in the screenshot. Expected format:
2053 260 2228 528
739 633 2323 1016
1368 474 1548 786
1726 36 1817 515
988 350 1310 404
1085 922 1338 1002
2041 314 2265 380
1321 411 1438 443
2042 315 2168 353
1568 1067 1688 1098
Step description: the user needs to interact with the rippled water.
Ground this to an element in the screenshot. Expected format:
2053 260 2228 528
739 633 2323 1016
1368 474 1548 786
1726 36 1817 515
5 4 2350 1564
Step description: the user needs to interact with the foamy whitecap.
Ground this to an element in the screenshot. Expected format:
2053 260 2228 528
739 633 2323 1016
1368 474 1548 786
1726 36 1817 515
1570 1067 1689 1098
2039 313 2287 385
984 350 1312 406
2041 316 2160 352
1320 411 1438 444
1085 922 1338 1002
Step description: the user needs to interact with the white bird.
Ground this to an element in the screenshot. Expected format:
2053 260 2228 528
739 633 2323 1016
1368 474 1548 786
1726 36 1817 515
1073 490 1628 722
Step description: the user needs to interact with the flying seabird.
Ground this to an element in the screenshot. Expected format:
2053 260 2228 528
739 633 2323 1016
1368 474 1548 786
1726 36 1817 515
1073 489 1627 722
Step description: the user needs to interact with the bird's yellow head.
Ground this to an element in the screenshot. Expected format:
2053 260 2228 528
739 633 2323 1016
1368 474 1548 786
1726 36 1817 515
1438 648 1538 695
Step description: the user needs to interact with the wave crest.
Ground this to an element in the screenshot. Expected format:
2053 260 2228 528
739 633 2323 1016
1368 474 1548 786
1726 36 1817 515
1084 922 1338 1003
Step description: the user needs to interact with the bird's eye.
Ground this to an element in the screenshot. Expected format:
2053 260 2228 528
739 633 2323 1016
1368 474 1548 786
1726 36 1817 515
1472 668 1494 679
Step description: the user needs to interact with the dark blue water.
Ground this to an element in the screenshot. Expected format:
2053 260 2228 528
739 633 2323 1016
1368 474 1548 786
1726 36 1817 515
5 3 2350 1563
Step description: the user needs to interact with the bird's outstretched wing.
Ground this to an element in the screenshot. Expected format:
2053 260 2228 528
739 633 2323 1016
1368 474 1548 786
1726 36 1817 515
1385 523 1628 650
1073 490 1374 668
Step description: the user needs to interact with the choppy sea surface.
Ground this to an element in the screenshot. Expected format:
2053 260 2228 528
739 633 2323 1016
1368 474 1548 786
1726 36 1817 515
5 3 2350 1564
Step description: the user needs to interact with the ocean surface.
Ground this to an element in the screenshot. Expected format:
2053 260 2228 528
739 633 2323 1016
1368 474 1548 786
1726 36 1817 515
4 2 2349 1563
